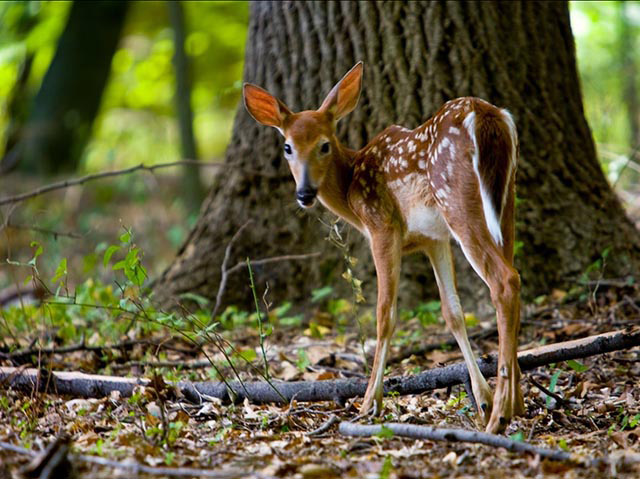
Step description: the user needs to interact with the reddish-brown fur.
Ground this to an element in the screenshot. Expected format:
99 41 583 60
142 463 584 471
243 63 524 433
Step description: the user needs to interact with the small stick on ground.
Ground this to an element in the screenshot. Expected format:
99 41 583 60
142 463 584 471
307 415 340 436
339 422 576 462
0 439 255 478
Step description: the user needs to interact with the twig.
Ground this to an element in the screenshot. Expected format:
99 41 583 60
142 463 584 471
0 338 196 363
0 160 222 206
224 252 321 276
4 222 83 239
247 258 270 381
210 218 320 319
611 142 640 188
338 422 575 462
0 440 254 478
20 434 72 478
212 221 252 318
307 415 340 436
528 375 573 408
112 359 212 371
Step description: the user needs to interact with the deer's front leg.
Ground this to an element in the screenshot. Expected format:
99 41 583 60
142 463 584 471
360 228 402 416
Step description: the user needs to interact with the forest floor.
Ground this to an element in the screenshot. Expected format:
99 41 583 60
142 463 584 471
1 170 639 478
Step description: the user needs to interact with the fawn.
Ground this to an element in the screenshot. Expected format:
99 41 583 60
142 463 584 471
243 62 524 433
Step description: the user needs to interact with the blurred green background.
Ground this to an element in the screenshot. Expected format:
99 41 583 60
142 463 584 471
0 1 249 172
0 0 638 289
1 1 637 176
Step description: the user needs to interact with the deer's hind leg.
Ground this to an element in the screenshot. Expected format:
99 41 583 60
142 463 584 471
443 205 524 434
425 239 493 424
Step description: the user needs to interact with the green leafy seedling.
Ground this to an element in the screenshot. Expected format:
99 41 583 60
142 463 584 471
547 370 561 408
376 425 394 439
566 359 589 373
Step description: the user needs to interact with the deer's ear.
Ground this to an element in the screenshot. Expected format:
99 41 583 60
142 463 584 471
319 61 363 122
243 83 292 129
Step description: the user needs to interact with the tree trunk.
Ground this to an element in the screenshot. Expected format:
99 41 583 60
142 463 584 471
168 0 205 212
15 1 128 175
620 2 640 151
154 1 640 314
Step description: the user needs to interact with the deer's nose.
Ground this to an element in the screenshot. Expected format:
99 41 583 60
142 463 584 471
296 187 317 207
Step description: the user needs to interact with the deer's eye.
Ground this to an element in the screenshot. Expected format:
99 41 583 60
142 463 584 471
320 142 330 154
284 143 292 155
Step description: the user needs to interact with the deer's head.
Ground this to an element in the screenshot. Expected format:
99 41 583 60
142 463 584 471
243 62 363 208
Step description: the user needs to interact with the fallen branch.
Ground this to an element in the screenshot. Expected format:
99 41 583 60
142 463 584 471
0 160 222 206
339 422 640 471
4 222 83 239
1 327 638 405
338 422 574 461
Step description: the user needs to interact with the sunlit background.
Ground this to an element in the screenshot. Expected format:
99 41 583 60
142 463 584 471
0 1 638 286
1 2 637 175
0 1 249 172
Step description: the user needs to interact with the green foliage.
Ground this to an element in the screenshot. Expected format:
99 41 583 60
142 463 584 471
609 406 640 434
566 359 589 373
379 456 393 479
0 1 249 170
295 348 310 372
376 425 394 439
311 286 333 303
547 370 562 408
558 438 570 452
570 2 640 183
400 301 442 328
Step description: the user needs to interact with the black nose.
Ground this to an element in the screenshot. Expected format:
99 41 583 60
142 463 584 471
296 187 317 206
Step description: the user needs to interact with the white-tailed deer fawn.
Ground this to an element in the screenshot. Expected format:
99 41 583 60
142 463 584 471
244 62 524 433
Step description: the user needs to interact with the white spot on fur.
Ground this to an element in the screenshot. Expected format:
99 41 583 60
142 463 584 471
448 142 457 158
463 111 503 246
449 126 460 136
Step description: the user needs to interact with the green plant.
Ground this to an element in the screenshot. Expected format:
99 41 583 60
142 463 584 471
376 425 394 439
246 257 271 381
400 300 442 327
296 349 310 372
546 370 562 408
379 456 393 479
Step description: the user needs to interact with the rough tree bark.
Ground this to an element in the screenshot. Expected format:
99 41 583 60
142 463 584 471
154 1 640 313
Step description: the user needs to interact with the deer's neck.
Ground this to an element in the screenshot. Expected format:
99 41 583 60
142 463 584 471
317 145 363 231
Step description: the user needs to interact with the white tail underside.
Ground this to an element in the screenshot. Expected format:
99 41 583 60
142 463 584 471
462 110 516 248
